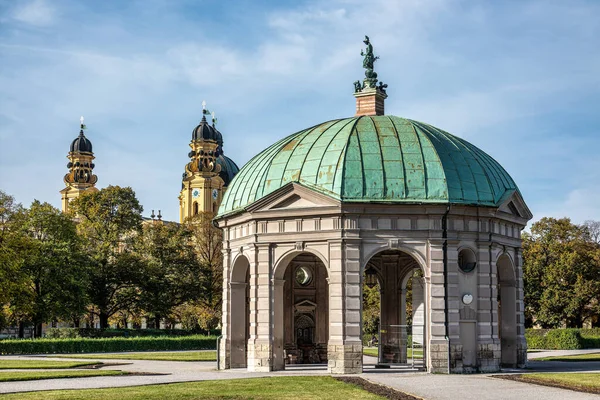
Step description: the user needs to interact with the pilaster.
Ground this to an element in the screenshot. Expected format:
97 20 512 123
247 244 272 372
327 239 362 374
428 240 449 373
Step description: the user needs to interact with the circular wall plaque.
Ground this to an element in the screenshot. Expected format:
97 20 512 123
462 293 474 305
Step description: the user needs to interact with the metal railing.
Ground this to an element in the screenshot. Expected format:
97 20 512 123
378 324 425 368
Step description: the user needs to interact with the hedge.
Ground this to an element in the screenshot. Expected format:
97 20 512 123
526 328 600 350
0 335 217 355
45 328 221 339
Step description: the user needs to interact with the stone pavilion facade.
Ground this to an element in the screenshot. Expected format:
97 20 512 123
215 38 532 374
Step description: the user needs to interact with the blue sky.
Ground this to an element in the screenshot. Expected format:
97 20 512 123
1 0 599 224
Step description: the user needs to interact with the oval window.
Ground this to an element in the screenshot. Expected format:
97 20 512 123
295 266 312 286
458 249 477 273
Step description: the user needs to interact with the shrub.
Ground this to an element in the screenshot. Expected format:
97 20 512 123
0 335 216 355
525 329 548 349
544 329 582 350
526 328 594 349
74 328 218 338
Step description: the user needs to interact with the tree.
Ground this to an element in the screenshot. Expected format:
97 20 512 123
69 185 144 328
6 200 87 336
0 191 27 331
134 221 201 328
183 212 223 330
362 282 381 338
523 217 600 328
583 220 600 245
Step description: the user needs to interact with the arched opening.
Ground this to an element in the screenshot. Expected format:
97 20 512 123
363 249 426 370
193 202 199 215
229 255 250 368
497 254 517 367
272 252 329 370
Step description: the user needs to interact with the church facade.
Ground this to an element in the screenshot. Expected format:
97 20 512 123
214 37 532 374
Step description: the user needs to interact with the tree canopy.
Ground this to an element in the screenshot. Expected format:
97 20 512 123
69 185 144 328
523 217 600 328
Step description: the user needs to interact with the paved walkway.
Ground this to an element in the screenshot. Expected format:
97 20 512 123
1 351 599 399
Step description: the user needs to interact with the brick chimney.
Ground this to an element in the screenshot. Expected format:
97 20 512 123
354 87 387 116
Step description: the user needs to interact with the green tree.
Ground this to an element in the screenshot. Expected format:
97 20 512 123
523 217 600 328
184 212 223 330
10 200 87 336
69 185 144 328
362 282 381 338
134 221 201 328
0 191 27 331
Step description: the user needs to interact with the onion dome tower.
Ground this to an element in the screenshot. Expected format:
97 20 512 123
179 101 239 222
60 117 99 213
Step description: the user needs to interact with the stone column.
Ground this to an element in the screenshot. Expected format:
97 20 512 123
272 278 286 371
412 277 425 346
428 240 449 373
515 248 527 368
398 287 407 363
327 240 362 374
485 244 502 372
446 241 462 372
219 248 231 370
247 244 273 372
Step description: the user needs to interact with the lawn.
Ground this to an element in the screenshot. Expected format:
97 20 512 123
503 373 600 394
0 376 385 399
55 351 216 362
536 353 600 362
0 359 103 369
0 370 126 382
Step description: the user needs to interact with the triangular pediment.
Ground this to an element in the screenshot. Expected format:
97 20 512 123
246 182 341 214
497 191 533 222
295 300 318 313
270 194 320 209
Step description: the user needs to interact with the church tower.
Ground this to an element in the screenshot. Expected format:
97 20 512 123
179 102 239 222
60 117 98 213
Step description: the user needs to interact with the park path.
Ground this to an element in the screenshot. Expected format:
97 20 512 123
0 351 599 399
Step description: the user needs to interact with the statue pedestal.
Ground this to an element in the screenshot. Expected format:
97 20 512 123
354 88 387 116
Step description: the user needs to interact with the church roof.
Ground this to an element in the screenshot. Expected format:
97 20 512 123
192 115 223 147
217 115 519 218
70 130 93 153
216 154 240 187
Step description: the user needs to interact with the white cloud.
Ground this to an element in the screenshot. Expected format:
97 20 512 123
11 0 56 27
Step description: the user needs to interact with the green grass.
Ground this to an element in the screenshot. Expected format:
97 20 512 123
55 351 216 362
515 373 600 393
0 359 103 369
0 376 384 399
536 352 600 362
363 347 378 357
0 370 126 382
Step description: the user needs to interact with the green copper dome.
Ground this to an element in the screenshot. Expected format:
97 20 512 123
217 116 518 218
